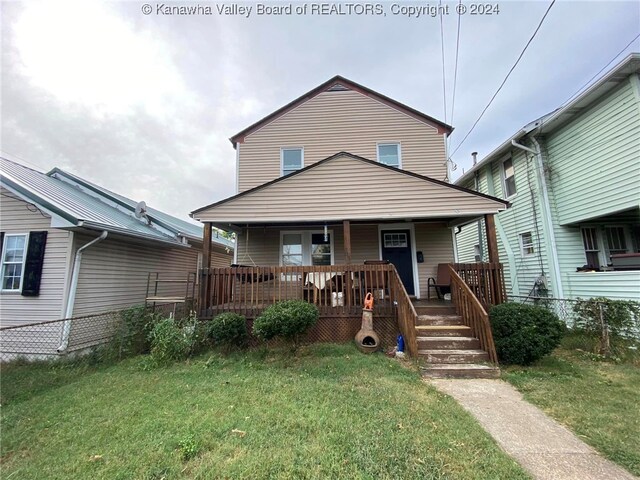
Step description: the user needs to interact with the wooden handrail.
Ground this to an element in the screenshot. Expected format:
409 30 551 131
388 266 418 358
450 262 507 308
448 265 498 364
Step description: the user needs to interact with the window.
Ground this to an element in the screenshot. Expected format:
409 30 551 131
1 234 28 291
519 232 534 256
280 231 333 266
377 143 401 168
282 233 303 266
383 232 408 248
281 148 303 176
581 227 600 269
502 157 517 198
604 227 628 256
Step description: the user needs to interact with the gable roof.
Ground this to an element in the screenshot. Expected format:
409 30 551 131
455 53 640 186
230 75 453 147
1 157 233 249
192 152 508 224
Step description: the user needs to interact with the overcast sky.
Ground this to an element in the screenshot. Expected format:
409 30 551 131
2 1 638 223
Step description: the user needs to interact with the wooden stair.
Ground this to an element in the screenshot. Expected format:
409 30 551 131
415 305 499 379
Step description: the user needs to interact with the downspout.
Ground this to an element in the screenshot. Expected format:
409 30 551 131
57 231 108 352
474 172 484 260
511 139 564 299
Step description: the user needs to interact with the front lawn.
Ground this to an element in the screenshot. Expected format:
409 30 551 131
1 344 528 479
503 339 640 476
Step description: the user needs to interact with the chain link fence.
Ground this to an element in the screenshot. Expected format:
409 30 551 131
1 304 399 363
509 295 640 357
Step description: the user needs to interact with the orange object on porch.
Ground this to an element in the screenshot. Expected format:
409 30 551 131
364 292 374 310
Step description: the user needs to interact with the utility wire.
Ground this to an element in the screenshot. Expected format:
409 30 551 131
439 0 447 124
555 32 640 111
450 0 557 158
449 0 463 130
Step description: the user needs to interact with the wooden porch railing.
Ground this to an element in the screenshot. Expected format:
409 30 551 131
388 266 418 357
450 263 506 309
448 265 498 364
200 263 419 357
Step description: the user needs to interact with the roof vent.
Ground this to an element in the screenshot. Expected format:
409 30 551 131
327 83 350 92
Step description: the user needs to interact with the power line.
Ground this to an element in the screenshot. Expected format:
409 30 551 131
448 0 463 146
439 0 447 124
450 0 557 158
555 33 640 111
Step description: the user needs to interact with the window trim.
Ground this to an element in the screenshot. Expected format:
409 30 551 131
376 142 402 169
1 233 29 293
280 147 304 177
279 230 335 266
519 231 535 257
501 156 517 199
603 225 630 257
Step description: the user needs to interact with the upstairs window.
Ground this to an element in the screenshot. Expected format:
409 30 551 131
519 232 534 256
581 227 600 269
604 226 628 256
502 157 517 198
1 234 28 291
377 143 401 168
281 148 303 176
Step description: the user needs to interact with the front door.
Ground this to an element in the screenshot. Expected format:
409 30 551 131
381 230 415 295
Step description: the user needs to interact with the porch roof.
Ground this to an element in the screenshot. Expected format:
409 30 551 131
192 152 509 228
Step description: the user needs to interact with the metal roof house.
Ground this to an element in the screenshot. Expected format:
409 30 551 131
454 54 640 302
0 157 233 356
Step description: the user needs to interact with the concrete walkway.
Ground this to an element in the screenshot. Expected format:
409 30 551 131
430 379 637 480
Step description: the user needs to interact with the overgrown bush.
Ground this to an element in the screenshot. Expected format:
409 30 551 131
148 315 200 364
572 297 640 339
489 302 565 365
207 313 248 348
253 300 318 345
110 306 159 359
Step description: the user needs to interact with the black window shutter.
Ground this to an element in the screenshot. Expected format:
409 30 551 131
21 231 48 297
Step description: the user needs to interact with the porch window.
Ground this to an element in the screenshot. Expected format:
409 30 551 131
604 227 628 256
280 231 333 266
502 157 517 198
519 232 534 256
581 227 600 269
1 234 28 291
281 148 303 176
377 143 401 168
282 233 303 266
383 232 408 248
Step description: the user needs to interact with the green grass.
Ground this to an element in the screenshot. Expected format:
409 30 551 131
502 337 640 477
1 344 528 479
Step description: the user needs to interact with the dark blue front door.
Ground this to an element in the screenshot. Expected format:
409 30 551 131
381 230 415 295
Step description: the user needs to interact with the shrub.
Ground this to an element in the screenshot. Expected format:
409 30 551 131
110 306 159 359
253 300 319 344
489 302 565 365
148 317 197 364
207 313 248 348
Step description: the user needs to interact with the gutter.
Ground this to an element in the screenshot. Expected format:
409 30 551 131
511 139 564 299
57 231 108 352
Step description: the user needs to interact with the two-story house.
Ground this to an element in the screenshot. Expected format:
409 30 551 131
193 76 508 299
192 76 510 372
454 54 640 302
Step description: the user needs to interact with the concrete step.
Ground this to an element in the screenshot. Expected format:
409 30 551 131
421 363 500 379
415 325 472 337
414 305 456 316
418 349 490 364
417 314 464 326
417 336 480 350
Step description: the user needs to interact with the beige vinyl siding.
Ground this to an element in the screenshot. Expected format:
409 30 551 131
545 79 640 226
238 89 447 191
0 188 71 326
211 247 233 268
198 155 506 223
72 235 200 317
415 223 455 299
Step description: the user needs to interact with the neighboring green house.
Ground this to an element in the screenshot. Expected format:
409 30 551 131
454 54 640 301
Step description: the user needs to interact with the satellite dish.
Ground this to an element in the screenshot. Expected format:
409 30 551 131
134 201 147 219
